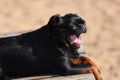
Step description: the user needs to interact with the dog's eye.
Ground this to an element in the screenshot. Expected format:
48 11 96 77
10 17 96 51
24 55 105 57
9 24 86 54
78 24 83 26
72 25 77 30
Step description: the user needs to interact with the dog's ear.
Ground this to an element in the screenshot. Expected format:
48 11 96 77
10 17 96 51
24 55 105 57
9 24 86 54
48 14 63 26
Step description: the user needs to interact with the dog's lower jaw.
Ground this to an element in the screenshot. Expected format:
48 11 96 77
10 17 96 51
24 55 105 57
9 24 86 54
76 44 86 56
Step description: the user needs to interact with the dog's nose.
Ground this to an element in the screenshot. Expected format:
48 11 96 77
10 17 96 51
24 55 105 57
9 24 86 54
82 25 87 33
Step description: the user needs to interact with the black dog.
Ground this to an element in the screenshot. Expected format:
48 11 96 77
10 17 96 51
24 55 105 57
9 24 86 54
0 13 102 80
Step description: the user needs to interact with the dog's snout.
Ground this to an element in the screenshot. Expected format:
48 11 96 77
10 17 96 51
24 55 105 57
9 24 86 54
83 27 87 33
81 25 87 33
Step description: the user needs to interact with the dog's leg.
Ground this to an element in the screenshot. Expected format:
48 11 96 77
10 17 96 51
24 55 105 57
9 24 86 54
70 57 102 80
91 66 102 80
81 57 102 80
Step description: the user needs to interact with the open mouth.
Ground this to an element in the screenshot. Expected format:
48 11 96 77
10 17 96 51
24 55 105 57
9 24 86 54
68 35 82 48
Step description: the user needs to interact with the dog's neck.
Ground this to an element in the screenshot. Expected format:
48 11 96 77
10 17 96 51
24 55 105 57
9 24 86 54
57 43 87 59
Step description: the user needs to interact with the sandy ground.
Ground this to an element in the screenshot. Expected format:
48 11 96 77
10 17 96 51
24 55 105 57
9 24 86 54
0 0 120 80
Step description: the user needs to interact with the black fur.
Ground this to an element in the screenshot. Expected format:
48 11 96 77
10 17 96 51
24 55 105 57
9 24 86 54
0 13 87 79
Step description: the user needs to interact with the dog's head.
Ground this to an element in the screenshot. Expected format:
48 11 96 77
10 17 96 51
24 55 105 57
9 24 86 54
48 13 87 49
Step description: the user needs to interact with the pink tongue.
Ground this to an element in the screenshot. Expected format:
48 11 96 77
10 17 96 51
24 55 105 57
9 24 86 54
69 35 82 47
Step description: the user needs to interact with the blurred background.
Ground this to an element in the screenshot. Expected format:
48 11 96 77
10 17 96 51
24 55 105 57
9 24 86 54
0 0 120 80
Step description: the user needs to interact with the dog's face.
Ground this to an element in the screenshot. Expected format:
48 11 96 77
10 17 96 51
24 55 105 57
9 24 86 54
48 13 87 49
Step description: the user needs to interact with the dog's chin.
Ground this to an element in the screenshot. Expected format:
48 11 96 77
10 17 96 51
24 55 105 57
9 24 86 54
71 44 80 49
